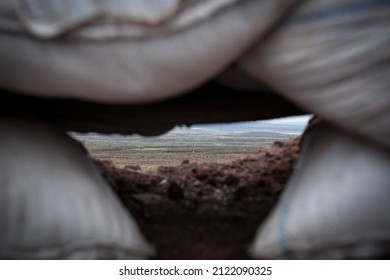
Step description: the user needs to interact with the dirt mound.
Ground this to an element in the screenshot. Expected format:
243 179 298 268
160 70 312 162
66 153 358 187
94 137 301 259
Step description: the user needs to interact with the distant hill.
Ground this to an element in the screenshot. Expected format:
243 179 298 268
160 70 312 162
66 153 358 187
71 115 310 149
174 115 311 136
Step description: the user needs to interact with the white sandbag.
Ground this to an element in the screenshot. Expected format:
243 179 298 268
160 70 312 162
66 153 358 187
0 118 153 259
0 0 300 103
250 123 390 259
16 0 241 39
240 0 390 148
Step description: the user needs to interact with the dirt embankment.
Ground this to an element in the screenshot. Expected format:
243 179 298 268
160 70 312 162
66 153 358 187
95 137 301 259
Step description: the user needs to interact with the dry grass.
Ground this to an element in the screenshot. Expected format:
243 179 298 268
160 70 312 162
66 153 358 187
72 131 293 171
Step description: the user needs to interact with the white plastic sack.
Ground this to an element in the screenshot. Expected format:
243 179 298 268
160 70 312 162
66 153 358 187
250 123 390 259
0 0 300 103
241 0 390 148
0 118 153 259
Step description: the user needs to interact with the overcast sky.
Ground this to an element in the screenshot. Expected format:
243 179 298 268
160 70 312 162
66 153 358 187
174 114 312 135
191 115 311 129
261 115 311 124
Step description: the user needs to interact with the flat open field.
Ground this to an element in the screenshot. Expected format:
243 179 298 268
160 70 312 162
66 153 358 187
72 129 294 171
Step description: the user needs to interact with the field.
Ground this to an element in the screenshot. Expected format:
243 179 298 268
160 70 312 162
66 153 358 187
72 129 293 171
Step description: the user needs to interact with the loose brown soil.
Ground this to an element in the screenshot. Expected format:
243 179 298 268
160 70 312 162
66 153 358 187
94 137 301 259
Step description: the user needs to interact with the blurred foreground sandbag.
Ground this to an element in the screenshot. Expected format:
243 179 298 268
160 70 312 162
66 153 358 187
250 123 390 259
241 0 390 149
0 118 153 259
0 0 300 103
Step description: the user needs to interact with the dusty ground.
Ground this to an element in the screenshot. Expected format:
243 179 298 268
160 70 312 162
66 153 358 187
94 136 301 259
96 149 259 172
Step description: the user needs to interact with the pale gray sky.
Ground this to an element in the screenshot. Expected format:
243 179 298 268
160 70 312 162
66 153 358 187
175 115 312 135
